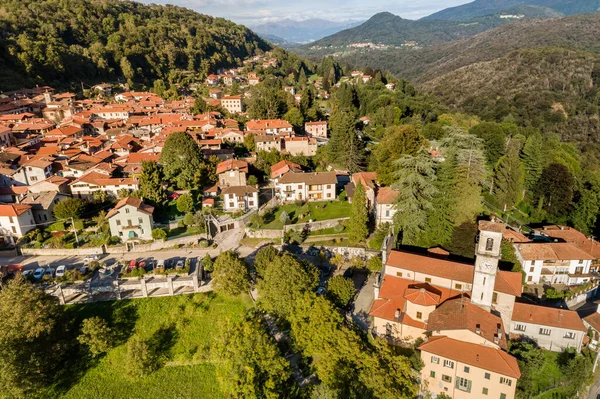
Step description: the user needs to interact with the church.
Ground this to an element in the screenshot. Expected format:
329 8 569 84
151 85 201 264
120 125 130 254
370 219 586 398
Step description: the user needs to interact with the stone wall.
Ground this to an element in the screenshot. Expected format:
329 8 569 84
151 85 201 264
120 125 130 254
20 246 104 257
285 217 348 233
245 229 282 239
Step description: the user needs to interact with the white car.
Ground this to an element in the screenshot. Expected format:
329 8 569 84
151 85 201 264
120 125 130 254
83 255 99 263
55 265 66 278
176 259 184 269
156 259 166 269
33 268 45 279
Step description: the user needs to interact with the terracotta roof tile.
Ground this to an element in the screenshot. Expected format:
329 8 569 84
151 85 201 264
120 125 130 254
516 242 595 261
419 336 521 378
512 302 586 331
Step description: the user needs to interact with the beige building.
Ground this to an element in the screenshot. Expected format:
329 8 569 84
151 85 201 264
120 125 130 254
419 336 520 399
106 197 154 241
304 121 327 138
69 172 139 199
216 159 248 187
221 95 244 114
222 186 259 212
276 172 337 202
374 186 398 225
255 135 282 152
283 137 317 156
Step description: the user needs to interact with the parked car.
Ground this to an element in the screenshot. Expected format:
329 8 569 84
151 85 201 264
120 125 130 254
316 286 326 296
156 259 166 270
145 261 155 272
128 259 137 269
175 259 185 269
33 268 45 279
79 265 89 275
55 265 66 277
22 270 33 277
44 267 54 278
83 255 99 263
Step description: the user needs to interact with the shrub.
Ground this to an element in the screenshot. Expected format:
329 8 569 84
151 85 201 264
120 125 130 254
125 336 156 378
367 256 382 272
176 193 194 213
183 213 195 226
78 317 114 357
152 228 167 240
47 222 66 232
333 223 345 233
294 200 304 207
202 254 214 272
338 191 347 202
107 236 121 245
177 220 185 228
64 242 76 249
247 175 258 186
198 239 209 248
73 219 85 230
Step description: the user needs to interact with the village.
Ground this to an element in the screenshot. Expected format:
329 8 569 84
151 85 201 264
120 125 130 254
1 50 600 399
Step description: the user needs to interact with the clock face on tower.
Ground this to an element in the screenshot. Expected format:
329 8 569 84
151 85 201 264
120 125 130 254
480 260 494 271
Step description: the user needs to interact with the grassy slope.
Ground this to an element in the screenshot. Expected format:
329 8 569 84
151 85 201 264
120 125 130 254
53 293 251 398
261 201 351 229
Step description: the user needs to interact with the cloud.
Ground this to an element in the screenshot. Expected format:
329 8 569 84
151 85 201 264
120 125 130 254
137 0 470 24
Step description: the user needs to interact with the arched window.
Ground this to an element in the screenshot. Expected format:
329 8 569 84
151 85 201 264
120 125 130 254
485 238 494 251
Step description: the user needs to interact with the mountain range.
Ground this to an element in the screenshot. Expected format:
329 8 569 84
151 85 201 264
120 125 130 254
250 18 364 44
423 0 600 20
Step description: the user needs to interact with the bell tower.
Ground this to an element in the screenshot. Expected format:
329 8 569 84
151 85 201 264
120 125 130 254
471 219 504 311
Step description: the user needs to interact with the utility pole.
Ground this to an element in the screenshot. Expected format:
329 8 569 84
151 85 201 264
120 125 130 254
71 217 79 244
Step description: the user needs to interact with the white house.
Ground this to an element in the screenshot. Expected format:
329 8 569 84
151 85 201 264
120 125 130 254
220 95 244 114
513 242 594 286
0 204 35 244
70 172 139 199
276 172 337 202
106 197 154 241
510 302 586 352
222 186 259 212
374 187 398 225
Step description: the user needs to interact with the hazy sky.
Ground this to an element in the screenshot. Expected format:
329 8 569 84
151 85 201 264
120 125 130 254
138 0 472 25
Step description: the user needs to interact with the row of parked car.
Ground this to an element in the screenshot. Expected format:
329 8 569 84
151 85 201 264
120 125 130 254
125 257 188 272
22 255 99 281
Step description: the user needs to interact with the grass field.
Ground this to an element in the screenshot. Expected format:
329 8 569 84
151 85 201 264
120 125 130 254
261 201 351 229
52 293 251 398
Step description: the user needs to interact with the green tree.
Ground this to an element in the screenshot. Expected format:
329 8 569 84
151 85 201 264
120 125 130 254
152 228 167 240
159 131 205 189
392 152 437 245
176 193 194 213
257 252 319 317
117 188 132 199
93 190 108 203
138 161 167 206
283 107 304 134
152 79 166 97
279 210 290 226
470 122 506 165
0 277 66 397
53 197 86 220
521 131 544 191
125 336 156 378
494 142 524 210
326 275 355 308
243 133 256 152
246 79 288 119
77 316 113 357
533 163 575 218
193 211 206 229
348 181 369 242
247 175 258 186
367 256 383 272
202 254 214 272
373 125 427 186
570 174 600 234
92 210 109 234
212 251 250 296
328 106 364 172
418 160 455 247
183 213 195 226
254 245 279 277
212 313 292 398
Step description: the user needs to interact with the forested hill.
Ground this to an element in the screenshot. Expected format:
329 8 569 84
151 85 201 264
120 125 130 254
0 0 271 90
423 0 600 20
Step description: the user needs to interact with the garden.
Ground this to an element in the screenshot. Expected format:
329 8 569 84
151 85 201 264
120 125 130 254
259 200 351 230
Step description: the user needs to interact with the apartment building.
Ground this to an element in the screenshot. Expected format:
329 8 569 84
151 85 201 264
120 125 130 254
220 95 244 114
304 121 327 138
276 172 337 202
222 186 259 212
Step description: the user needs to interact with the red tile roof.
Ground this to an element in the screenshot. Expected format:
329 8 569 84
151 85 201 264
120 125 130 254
419 336 521 378
270 160 302 179
0 204 31 217
216 158 248 175
515 242 595 261
376 186 398 204
106 197 154 218
512 302 586 331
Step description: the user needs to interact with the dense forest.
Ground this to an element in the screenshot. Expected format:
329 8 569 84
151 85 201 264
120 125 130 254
0 0 271 90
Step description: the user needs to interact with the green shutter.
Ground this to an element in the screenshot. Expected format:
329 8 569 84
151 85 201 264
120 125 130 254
467 380 472 393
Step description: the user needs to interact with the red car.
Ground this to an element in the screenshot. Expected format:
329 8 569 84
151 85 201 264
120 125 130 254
128 259 137 269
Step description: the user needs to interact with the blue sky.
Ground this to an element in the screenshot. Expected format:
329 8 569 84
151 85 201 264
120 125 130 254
139 0 471 25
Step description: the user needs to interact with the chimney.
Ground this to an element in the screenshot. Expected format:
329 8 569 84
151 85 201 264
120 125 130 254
476 324 481 335
394 309 401 320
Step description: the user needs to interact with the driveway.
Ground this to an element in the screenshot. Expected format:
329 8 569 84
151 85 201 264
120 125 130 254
352 273 376 331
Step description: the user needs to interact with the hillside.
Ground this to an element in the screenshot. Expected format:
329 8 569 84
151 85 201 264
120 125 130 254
250 18 364 43
304 12 510 48
0 0 271 90
423 0 600 20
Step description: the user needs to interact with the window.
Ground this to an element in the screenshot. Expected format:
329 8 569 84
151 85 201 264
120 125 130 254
385 210 390 217
396 272 403 277
425 277 432 283
486 238 494 251
515 324 526 332
138 218 143 224
500 377 512 386
229 202 234 208
8 216 13 223
539 328 551 336
527 276 533 282
484 372 491 380
564 332 576 339
482 387 488 395
416 312 422 320
530 266 535 273
116 220 121 226
456 377 471 392
127 219 132 226
579 259 584 264
441 375 452 383
430 370 435 378
501 394 506 399
11 226 16 234
119 231 123 237
492 292 498 304
443 359 454 369
431 356 440 364
125 208 130 213
248 201 254 207
464 366 470 373
455 283 463 290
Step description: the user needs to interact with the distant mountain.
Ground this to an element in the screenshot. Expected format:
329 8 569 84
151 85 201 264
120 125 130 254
302 11 549 49
250 18 364 43
423 0 600 20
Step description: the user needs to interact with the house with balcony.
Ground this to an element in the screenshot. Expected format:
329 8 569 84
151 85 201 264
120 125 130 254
513 242 595 286
106 197 154 241
222 186 259 212
0 204 35 245
276 172 337 202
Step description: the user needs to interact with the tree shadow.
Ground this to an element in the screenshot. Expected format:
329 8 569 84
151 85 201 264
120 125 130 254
148 324 179 368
